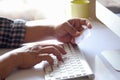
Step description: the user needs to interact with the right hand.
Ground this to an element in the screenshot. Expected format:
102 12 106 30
54 18 92 43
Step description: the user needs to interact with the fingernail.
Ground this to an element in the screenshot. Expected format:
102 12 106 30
76 31 80 35
71 39 75 44
87 23 92 29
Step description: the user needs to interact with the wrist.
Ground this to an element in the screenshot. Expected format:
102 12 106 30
0 52 22 79
46 25 56 38
10 52 22 68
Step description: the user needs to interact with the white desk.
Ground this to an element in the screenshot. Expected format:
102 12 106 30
0 19 120 80
79 19 120 80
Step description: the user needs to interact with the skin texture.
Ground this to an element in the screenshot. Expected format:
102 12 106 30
0 18 92 80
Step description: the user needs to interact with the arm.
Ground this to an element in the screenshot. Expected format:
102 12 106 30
0 17 92 79
24 18 92 43
0 18 56 48
0 17 92 48
24 20 55 42
0 52 20 80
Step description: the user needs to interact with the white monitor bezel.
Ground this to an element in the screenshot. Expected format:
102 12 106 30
95 1 120 38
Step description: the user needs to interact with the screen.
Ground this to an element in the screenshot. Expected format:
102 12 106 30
96 0 120 38
97 0 120 17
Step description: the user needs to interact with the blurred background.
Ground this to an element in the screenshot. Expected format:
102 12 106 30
0 0 71 20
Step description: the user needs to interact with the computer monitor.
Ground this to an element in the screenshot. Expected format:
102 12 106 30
96 0 120 71
96 0 120 38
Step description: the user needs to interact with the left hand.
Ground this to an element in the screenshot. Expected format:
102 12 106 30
16 44 66 69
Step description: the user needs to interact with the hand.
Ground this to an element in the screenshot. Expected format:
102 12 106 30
54 18 92 43
17 44 66 69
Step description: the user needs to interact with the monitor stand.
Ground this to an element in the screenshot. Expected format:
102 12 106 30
102 49 120 71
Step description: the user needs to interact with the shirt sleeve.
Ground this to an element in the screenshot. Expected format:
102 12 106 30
0 17 26 48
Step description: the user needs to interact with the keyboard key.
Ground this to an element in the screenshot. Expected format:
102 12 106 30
45 43 94 80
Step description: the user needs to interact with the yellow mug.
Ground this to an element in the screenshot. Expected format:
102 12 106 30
71 0 90 18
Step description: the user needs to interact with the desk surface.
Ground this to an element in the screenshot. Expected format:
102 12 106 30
79 19 120 80
0 19 120 80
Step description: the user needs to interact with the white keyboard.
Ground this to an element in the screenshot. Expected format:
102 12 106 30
44 43 94 80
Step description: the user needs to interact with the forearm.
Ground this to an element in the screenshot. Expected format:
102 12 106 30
0 53 21 80
24 20 55 43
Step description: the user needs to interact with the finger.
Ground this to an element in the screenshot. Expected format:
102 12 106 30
64 22 79 37
37 54 54 65
54 45 66 54
39 46 63 62
70 19 84 31
87 22 92 29
80 19 92 29
75 20 84 31
41 44 66 55
71 38 76 44
28 45 41 52
68 18 92 29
